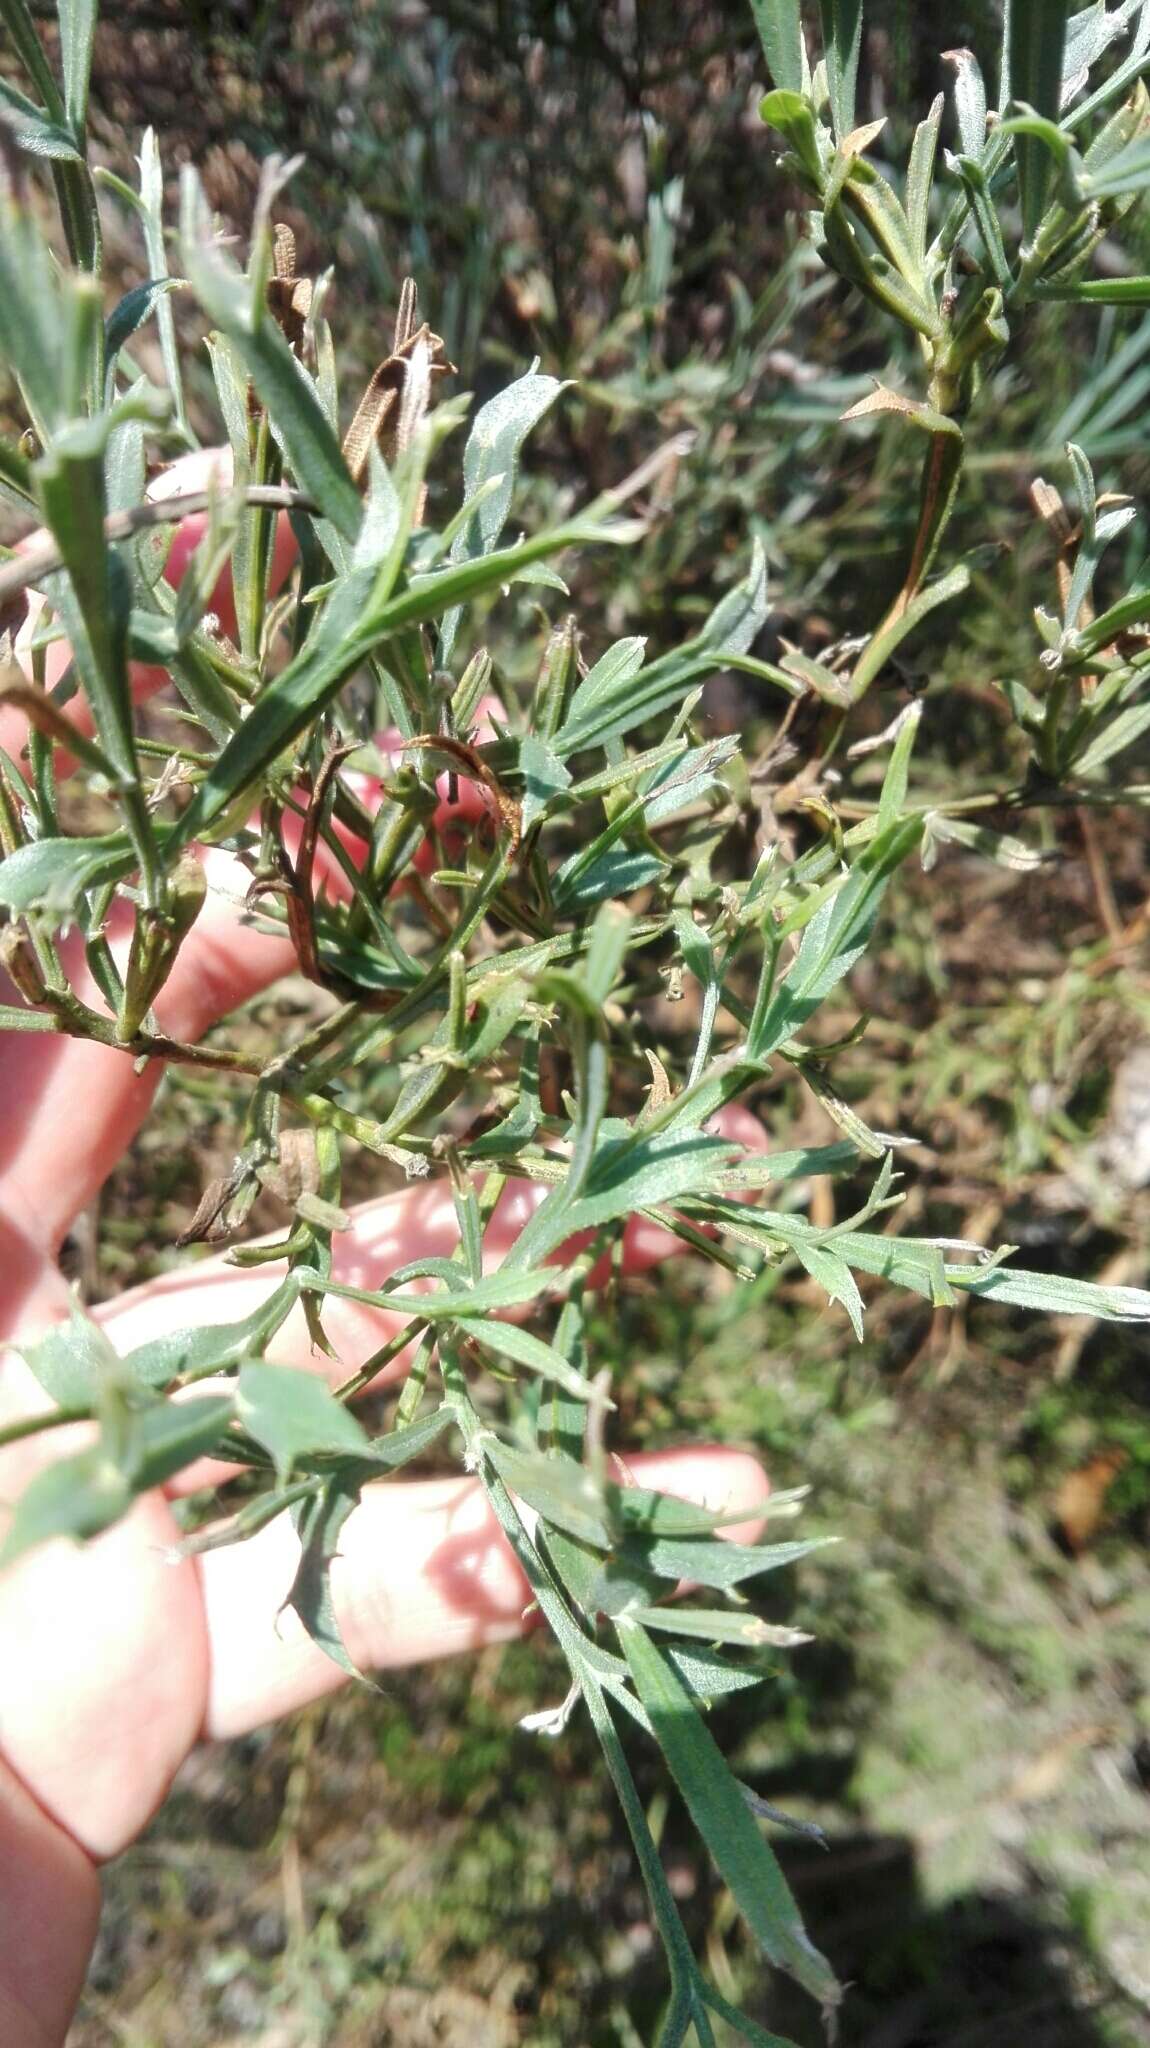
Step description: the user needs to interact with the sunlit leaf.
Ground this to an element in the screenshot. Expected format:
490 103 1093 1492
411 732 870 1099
1010 0 1071 238
748 0 804 92
18 1299 118 1407
237 1361 370 1481
620 1619 841 2014
288 1473 363 1676
0 1447 132 1569
126 1394 235 1490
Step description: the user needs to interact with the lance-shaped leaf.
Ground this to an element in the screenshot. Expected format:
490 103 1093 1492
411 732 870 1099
439 367 569 662
19 1297 120 1406
120 1279 304 1389
749 0 804 93
0 1448 133 1570
237 1361 371 1482
0 79 82 161
789 1238 866 1337
483 1438 614 1548
288 1473 363 1677
819 0 862 140
35 429 142 789
620 1619 841 2016
951 1263 1150 1319
665 1645 772 1702
58 0 96 133
467 1318 604 1404
0 829 140 917
0 165 69 438
554 542 768 755
621 1531 834 1594
629 1606 812 1650
749 816 922 1060
848 562 970 699
123 1394 236 1491
180 166 362 541
1011 0 1071 240
105 276 180 367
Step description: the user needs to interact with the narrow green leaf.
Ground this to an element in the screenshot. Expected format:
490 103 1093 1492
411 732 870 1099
945 48 988 160
555 543 767 755
1072 700 1150 776
439 367 569 661
1065 14 1150 130
19 1298 119 1406
137 128 192 443
620 1620 841 2015
1033 274 1150 302
370 1266 557 1319
665 1645 771 1702
617 1486 736 1538
347 1407 455 1476
126 1394 235 1490
180 166 362 541
0 830 138 917
58 0 95 133
0 168 68 437
906 94 943 261
629 1606 812 1649
749 817 922 1059
875 698 922 833
288 1474 363 1677
120 1280 303 1389
469 1319 602 1403
557 635 647 736
923 813 1049 871
0 1447 132 1569
236 1361 370 1482
748 0 804 93
105 276 180 365
789 1239 865 1338
848 563 970 698
34 431 140 784
1010 0 1071 240
819 0 862 140
953 1263 1150 1319
482 1439 614 1548
0 0 66 120
0 79 82 160
625 1532 833 1594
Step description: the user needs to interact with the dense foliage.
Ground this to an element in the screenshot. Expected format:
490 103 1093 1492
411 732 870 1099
2 0 1150 2040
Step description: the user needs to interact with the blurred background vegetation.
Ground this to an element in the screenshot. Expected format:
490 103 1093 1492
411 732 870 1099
10 0 1149 2040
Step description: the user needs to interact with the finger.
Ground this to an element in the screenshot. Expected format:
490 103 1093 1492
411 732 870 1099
0 1756 100 2048
0 1479 208 1861
202 1445 771 1739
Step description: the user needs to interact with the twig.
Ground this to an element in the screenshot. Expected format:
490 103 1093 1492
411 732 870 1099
0 485 320 607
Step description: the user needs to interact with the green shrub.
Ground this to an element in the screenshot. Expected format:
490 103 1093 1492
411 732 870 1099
2 0 1150 2039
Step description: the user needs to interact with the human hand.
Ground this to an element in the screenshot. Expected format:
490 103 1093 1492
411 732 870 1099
0 456 770 2045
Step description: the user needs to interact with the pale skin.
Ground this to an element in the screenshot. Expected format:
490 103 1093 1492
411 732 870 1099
0 457 770 2044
